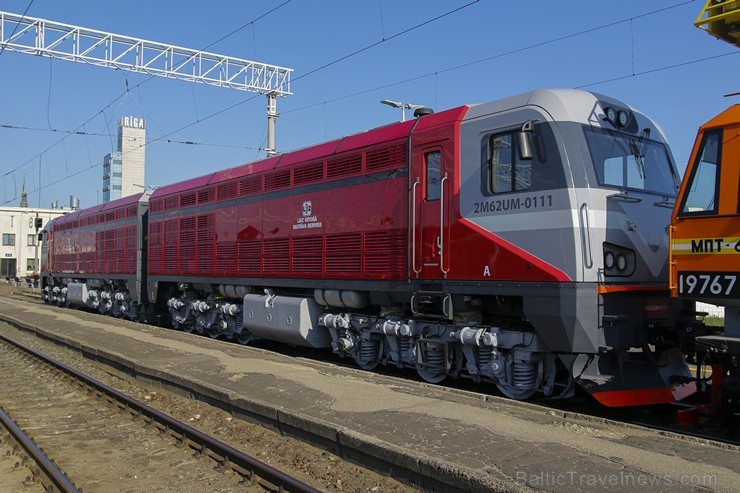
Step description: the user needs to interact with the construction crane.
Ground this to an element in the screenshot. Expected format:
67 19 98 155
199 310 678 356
695 0 740 47
0 10 292 156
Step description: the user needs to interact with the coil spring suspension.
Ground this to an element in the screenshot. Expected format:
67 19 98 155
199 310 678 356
478 346 493 367
400 338 412 357
513 361 537 388
359 338 380 362
425 343 446 368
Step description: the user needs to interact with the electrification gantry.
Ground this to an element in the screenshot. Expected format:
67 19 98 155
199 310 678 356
0 10 292 155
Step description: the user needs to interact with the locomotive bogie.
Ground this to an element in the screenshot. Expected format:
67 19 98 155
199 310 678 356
316 306 566 397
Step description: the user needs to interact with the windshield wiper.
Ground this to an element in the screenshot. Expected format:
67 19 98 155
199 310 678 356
607 190 642 203
629 139 646 180
653 199 675 208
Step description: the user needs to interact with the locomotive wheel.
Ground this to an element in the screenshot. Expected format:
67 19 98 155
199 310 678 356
236 331 254 345
496 359 542 400
182 324 195 334
354 355 379 371
415 340 447 383
353 339 381 371
415 364 447 384
495 383 537 400
207 327 220 339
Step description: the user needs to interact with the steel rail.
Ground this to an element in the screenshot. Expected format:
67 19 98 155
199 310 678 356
0 408 80 493
0 333 321 493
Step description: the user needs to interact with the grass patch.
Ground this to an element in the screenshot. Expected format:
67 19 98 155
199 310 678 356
703 315 724 327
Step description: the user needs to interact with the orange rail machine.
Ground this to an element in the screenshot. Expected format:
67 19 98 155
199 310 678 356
669 0 740 424
670 105 740 423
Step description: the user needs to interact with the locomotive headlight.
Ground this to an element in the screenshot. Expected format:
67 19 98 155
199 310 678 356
616 254 628 272
617 110 629 128
603 242 636 276
604 251 615 269
605 107 617 125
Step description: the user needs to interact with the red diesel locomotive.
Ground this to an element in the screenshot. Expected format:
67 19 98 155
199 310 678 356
42 89 697 406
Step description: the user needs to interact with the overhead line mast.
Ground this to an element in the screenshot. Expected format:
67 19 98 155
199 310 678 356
0 10 292 156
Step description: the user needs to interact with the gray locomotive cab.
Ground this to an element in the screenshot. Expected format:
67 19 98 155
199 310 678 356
461 100 578 281
458 89 690 403
461 89 680 286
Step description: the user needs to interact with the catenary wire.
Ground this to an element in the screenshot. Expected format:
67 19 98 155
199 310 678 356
2 1 480 203
282 0 701 115
0 2 293 200
0 0 717 204
0 0 34 56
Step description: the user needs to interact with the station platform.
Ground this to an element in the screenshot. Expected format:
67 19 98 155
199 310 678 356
0 296 738 493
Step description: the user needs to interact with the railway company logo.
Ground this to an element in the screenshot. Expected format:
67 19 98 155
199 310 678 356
294 201 322 230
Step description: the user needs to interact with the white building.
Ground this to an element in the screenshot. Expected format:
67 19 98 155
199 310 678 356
103 116 146 203
0 206 69 279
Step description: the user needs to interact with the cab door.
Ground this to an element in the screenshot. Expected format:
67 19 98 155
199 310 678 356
411 144 451 279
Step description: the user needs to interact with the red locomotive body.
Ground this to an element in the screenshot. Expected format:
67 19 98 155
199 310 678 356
148 118 416 282
44 193 148 318
42 89 697 406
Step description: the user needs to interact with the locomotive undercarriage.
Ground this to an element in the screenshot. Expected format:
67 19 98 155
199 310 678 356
158 284 691 404
42 278 575 400
43 279 140 320
167 296 249 343
157 283 574 401
42 275 697 404
318 311 569 399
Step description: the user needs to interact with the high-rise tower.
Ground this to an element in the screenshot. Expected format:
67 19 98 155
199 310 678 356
103 116 146 203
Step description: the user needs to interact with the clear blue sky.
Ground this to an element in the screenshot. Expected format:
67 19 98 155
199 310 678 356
1 0 737 208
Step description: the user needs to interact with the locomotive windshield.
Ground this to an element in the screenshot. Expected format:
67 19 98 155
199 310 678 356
584 127 678 196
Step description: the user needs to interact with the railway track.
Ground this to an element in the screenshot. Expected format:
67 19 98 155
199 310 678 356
15 287 738 446
2 293 738 492
0 408 79 492
0 333 322 493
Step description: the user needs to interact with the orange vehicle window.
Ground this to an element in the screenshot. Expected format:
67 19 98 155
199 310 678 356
679 130 721 216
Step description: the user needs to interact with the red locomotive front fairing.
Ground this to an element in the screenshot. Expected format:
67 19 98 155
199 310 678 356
407 106 572 284
450 219 571 282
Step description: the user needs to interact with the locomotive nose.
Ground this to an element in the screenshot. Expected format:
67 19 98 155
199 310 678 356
573 348 696 407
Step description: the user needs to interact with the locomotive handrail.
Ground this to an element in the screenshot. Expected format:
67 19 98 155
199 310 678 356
579 202 593 269
440 172 449 277
412 178 421 275
668 225 677 292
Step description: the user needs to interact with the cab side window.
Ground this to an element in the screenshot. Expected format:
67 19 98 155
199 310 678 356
680 130 721 215
425 151 442 201
488 133 531 193
482 122 564 197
